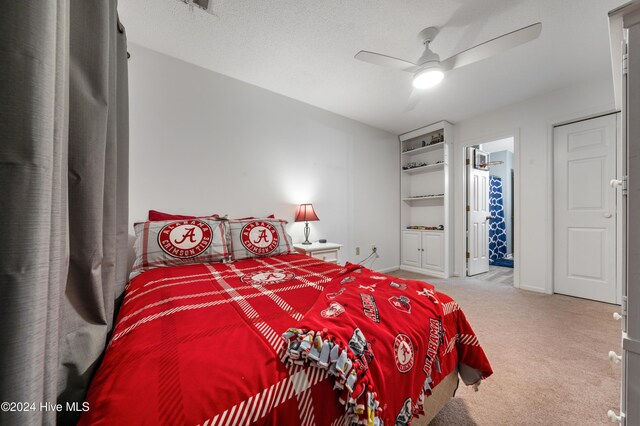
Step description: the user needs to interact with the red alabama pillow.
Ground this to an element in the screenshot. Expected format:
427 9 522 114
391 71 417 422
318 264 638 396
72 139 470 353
148 210 220 221
228 218 293 261
130 217 230 279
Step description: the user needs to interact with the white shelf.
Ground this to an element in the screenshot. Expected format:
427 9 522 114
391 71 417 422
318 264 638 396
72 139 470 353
402 162 445 174
401 142 445 156
402 195 444 202
399 120 453 279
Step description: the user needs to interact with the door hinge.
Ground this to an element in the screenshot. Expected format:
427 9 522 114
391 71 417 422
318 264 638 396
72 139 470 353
466 205 470 212
623 41 628 75
622 296 628 315
466 159 470 165
466 252 470 259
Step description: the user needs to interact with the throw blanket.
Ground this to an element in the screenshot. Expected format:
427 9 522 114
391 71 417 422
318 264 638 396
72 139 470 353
282 263 492 425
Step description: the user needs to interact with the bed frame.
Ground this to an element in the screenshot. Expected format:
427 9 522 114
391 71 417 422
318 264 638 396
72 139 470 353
415 367 459 425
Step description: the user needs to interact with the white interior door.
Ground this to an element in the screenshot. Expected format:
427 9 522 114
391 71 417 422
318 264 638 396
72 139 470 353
553 114 617 303
467 147 490 276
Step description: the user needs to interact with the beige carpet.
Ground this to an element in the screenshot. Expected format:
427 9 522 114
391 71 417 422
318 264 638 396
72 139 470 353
387 269 622 426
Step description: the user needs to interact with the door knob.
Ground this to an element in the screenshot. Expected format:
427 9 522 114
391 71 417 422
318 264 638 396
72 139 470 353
608 351 622 363
607 410 623 423
486 216 495 220
603 212 612 218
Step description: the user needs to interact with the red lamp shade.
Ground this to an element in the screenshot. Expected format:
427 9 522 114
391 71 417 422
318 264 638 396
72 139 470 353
295 204 319 222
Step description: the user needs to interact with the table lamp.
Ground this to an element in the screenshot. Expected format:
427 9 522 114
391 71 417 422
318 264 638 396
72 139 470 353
295 204 319 245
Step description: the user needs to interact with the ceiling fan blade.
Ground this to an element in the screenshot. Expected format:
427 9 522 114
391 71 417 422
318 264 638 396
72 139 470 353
440 22 541 71
355 51 416 71
404 89 421 112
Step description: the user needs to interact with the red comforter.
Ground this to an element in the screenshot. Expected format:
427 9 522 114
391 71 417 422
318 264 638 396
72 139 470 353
80 254 491 425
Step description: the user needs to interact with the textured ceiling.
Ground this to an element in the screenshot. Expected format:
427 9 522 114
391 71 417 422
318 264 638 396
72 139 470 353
118 0 624 134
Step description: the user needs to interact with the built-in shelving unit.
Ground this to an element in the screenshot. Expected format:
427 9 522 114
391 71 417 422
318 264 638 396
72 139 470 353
401 141 445 156
399 121 453 278
402 195 445 202
402 162 445 174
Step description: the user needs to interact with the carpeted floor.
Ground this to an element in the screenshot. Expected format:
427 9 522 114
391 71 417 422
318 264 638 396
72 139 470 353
387 269 622 426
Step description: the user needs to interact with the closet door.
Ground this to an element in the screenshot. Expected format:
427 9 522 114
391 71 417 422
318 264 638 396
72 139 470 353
553 114 618 303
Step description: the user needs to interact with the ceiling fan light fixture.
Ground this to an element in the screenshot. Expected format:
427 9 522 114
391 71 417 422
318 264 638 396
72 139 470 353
412 64 444 89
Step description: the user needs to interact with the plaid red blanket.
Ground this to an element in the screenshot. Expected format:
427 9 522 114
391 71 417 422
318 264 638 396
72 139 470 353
79 254 491 426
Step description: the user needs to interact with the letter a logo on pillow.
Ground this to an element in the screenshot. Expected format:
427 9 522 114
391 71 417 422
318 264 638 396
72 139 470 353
158 220 213 258
240 221 279 255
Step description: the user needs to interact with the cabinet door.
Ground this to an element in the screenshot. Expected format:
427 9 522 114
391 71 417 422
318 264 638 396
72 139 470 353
422 233 444 271
402 231 421 267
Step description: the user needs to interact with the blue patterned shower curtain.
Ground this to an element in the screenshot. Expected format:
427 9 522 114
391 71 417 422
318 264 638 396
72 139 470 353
489 175 507 263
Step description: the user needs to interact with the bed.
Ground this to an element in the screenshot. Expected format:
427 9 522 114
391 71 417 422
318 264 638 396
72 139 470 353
79 217 491 425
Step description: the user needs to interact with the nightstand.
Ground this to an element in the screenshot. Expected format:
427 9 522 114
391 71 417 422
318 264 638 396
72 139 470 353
293 242 342 264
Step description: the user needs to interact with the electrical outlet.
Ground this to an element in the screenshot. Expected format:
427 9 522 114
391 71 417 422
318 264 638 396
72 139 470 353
356 247 360 256
372 245 377 253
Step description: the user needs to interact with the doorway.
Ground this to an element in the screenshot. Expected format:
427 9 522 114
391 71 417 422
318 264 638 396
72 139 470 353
466 137 516 279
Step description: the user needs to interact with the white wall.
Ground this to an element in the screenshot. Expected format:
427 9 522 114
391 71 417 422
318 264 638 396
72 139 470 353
452 74 615 293
128 44 400 271
480 137 515 154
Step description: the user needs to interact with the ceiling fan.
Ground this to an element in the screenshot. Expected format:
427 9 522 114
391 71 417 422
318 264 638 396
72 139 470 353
355 22 542 101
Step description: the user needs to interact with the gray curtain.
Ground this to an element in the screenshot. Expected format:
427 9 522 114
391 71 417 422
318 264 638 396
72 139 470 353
0 1 129 425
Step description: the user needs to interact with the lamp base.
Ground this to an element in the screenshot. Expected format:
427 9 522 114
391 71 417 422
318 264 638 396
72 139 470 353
302 221 312 245
301 241 312 245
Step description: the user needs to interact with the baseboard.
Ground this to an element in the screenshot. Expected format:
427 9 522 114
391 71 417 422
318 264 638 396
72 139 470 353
399 264 445 279
375 265 400 273
518 284 547 294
